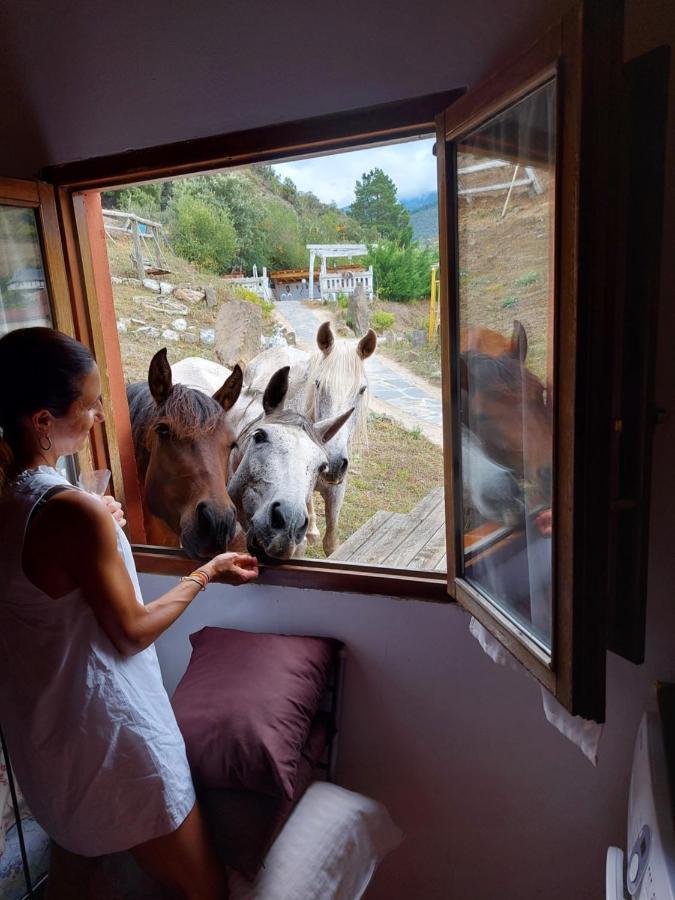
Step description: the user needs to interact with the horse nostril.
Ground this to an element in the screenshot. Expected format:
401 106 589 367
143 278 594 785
270 501 286 530
197 501 214 529
339 458 348 478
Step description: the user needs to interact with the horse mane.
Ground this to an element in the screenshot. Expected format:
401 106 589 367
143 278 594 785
238 409 325 451
305 342 369 451
127 381 226 476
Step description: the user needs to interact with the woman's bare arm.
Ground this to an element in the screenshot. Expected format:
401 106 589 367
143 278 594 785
37 492 258 656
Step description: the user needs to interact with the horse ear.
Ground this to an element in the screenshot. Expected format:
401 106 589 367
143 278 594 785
510 321 528 362
148 348 172 405
357 329 377 359
262 366 289 415
315 407 354 444
213 364 243 412
316 321 334 354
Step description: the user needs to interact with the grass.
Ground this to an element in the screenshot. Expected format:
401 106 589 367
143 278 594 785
303 413 444 559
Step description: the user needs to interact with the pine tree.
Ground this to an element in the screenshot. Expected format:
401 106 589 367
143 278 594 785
349 168 412 245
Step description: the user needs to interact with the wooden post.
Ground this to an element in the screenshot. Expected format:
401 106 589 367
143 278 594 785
132 218 144 281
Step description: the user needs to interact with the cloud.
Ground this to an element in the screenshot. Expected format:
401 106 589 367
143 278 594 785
271 137 436 208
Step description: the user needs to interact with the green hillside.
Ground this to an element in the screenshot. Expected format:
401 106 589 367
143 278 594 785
410 201 439 245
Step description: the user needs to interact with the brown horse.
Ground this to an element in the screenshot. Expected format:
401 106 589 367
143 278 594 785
127 348 243 559
460 321 552 508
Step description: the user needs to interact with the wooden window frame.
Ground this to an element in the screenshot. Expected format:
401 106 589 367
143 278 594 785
436 0 625 720
43 90 465 603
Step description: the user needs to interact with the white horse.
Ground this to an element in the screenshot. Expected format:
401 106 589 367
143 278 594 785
227 367 354 561
243 322 376 555
462 425 524 527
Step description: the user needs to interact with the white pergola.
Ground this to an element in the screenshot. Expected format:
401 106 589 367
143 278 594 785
307 244 369 299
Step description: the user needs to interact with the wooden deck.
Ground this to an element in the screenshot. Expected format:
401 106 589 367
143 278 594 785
329 487 447 571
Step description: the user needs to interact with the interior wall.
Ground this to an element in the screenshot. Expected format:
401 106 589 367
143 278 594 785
0 0 571 177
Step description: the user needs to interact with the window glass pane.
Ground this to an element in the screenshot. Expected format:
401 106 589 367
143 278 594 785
456 80 555 652
0 205 52 335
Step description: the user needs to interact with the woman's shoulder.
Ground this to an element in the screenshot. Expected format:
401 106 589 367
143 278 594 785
33 489 117 551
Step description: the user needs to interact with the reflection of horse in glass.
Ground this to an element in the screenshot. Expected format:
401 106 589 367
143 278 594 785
460 321 552 509
127 348 243 558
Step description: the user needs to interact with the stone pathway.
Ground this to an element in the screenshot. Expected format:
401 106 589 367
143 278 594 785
275 300 444 435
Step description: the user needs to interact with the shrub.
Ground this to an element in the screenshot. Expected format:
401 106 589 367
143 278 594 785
172 196 238 275
515 270 540 288
371 310 395 333
336 293 349 309
367 240 437 302
229 285 274 319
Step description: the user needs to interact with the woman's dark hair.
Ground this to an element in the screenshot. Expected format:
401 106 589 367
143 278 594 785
0 328 95 485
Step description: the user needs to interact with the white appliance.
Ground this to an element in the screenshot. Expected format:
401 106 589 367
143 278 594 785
607 685 675 899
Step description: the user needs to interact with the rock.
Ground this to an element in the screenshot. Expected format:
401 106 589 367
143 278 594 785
284 327 296 347
116 320 127 333
111 276 123 285
215 300 263 368
348 285 370 337
200 328 215 345
136 325 160 338
161 329 179 342
172 318 188 331
143 278 160 292
159 281 175 296
411 329 427 346
130 317 146 325
174 288 205 304
132 296 147 304
204 286 217 307
179 332 199 344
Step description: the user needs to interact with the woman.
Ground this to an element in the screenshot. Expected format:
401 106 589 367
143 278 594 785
0 327 258 899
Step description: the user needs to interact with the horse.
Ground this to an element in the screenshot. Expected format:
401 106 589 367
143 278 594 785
243 321 376 555
227 365 354 562
461 424 524 527
127 348 243 559
459 321 552 510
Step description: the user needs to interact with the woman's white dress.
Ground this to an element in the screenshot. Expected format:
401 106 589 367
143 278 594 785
0 467 195 856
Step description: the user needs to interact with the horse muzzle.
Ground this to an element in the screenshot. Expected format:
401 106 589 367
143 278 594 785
246 500 309 562
180 501 237 560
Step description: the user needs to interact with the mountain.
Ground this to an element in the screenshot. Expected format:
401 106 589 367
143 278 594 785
409 200 439 245
401 192 438 213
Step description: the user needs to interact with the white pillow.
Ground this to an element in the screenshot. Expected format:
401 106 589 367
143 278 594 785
230 782 403 900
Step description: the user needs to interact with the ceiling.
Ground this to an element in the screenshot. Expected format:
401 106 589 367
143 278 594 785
0 0 572 178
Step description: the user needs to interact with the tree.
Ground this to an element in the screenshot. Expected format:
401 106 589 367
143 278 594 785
367 240 436 302
171 196 238 275
349 168 412 245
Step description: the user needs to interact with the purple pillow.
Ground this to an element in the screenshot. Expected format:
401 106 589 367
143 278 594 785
198 714 331 880
171 627 338 799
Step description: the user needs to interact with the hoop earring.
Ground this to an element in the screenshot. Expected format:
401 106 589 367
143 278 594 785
38 435 52 452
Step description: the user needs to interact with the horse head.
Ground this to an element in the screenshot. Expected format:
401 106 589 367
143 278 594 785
128 348 243 559
459 322 552 508
227 365 354 562
304 321 376 484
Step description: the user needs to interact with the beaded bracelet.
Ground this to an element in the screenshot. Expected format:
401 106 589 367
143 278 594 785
180 569 210 591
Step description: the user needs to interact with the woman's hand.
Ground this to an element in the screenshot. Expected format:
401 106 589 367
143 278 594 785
203 552 259 586
101 494 127 528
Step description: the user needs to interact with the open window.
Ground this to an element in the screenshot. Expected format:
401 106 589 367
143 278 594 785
1 0 659 722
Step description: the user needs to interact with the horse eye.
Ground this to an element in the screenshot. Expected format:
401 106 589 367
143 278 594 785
230 441 238 451
359 385 367 395
253 430 266 444
155 423 172 438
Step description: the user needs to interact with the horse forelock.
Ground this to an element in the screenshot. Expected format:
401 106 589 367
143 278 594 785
238 409 325 452
137 383 227 451
464 351 546 406
305 342 369 451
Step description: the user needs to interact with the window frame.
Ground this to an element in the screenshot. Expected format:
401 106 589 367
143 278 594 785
45 90 465 603
436 0 625 719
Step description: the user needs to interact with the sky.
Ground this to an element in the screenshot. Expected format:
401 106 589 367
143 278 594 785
271 136 437 209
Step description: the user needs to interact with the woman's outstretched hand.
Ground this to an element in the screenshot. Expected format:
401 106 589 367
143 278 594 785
101 494 127 528
204 552 259 586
